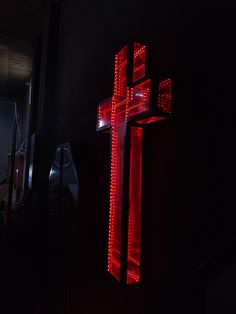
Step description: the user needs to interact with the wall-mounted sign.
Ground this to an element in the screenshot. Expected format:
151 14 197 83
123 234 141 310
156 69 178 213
97 42 172 284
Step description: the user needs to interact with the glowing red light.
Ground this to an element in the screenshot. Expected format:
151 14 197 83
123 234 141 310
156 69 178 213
97 98 112 130
128 79 150 118
108 45 128 280
133 43 146 82
136 116 166 125
97 42 172 284
158 78 172 113
127 127 143 284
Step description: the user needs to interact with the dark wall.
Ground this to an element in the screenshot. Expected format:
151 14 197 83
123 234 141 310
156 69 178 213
33 1 236 313
0 102 14 181
51 0 191 313
205 262 236 314
191 8 236 267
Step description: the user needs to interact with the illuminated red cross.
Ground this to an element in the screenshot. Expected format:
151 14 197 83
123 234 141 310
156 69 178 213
97 42 172 284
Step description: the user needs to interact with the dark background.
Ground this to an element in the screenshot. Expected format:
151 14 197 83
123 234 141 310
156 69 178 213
42 1 191 311
0 103 14 180
1 1 236 313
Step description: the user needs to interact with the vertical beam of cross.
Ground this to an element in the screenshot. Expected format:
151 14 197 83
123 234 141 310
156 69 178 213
127 126 143 284
97 42 172 284
108 45 129 280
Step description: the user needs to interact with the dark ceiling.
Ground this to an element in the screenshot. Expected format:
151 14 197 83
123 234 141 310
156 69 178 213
0 0 47 40
0 0 48 99
0 35 33 99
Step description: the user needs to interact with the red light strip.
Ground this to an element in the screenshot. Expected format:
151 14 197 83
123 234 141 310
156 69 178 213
108 46 128 280
127 127 143 284
133 43 146 82
158 78 172 113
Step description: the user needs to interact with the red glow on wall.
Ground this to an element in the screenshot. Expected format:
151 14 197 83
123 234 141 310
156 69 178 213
136 116 166 125
158 78 172 113
133 43 146 82
127 127 143 284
